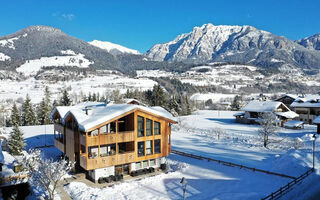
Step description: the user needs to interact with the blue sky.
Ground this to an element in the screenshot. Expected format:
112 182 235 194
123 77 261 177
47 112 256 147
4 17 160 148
1 0 319 53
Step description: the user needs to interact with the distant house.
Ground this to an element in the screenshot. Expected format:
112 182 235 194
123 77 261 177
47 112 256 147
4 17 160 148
50 101 177 183
313 116 320 134
275 94 298 109
234 100 298 126
290 95 320 124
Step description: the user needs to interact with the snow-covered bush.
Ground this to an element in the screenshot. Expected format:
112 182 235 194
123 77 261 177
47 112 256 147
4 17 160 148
22 149 74 200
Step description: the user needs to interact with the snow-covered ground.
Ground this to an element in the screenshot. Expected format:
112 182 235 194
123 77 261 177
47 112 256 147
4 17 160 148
2 110 320 199
0 75 157 104
63 111 320 199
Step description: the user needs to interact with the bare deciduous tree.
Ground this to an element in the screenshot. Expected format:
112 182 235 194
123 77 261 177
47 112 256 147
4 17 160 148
258 112 278 148
23 149 74 200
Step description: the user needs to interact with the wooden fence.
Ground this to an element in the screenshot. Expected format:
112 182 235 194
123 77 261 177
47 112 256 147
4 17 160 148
0 174 29 186
171 149 296 179
261 168 314 200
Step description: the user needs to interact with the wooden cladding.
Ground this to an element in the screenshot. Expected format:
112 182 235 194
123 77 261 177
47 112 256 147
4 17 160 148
55 109 173 171
54 139 64 153
80 131 135 146
80 152 135 170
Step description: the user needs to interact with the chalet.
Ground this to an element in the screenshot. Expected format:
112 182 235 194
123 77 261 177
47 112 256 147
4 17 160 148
234 100 298 126
275 94 298 109
290 95 320 124
313 116 320 134
50 102 177 182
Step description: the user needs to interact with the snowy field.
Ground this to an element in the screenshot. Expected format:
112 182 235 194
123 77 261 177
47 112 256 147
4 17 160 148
1 110 320 199
0 75 157 104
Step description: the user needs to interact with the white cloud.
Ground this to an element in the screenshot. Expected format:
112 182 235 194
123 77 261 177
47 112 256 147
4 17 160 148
52 12 76 21
61 13 76 21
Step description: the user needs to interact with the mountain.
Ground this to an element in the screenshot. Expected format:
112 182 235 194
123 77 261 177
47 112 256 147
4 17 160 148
145 23 320 73
88 40 140 55
296 33 320 51
0 25 190 77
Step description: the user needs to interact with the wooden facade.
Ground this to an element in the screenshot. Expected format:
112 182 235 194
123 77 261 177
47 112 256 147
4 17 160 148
52 108 175 173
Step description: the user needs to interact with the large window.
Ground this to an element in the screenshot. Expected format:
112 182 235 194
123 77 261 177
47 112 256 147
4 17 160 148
146 119 153 136
138 116 144 137
118 142 134 154
100 144 116 157
155 139 161 154
138 141 145 157
154 121 160 135
146 140 153 155
135 162 142 170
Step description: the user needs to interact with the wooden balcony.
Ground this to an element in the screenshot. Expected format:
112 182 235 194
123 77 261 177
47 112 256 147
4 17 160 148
80 131 135 146
117 131 134 143
80 152 135 170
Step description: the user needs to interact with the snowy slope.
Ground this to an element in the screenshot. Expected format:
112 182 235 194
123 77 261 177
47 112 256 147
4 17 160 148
16 51 94 76
89 40 140 55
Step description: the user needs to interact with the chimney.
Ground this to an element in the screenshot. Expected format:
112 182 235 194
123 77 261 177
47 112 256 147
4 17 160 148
85 107 93 116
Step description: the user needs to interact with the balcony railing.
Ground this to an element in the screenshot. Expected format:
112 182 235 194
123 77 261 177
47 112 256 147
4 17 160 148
80 151 135 170
80 131 135 146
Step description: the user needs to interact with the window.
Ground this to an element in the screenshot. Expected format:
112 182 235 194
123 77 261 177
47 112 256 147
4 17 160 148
146 119 153 136
100 144 116 157
154 139 161 154
138 141 145 157
80 144 86 154
143 160 148 168
89 129 98 136
100 125 107 134
138 116 144 137
146 140 153 155
88 146 98 158
149 159 156 166
135 162 142 170
154 121 160 135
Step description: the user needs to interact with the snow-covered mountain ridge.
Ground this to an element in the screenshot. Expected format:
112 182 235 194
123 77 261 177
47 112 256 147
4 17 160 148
145 23 320 73
89 40 140 55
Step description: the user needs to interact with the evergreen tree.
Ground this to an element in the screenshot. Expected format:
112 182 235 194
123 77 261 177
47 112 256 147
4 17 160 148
151 84 167 107
10 102 21 126
22 94 37 126
230 95 242 111
180 95 192 115
8 124 26 155
92 93 97 101
168 95 180 115
38 87 52 125
60 89 71 106
81 94 88 102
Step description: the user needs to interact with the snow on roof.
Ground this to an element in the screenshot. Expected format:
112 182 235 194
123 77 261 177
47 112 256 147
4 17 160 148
275 94 298 101
242 100 282 112
275 111 299 119
56 103 176 132
313 116 320 124
50 102 105 119
233 112 245 117
291 94 320 108
284 120 304 128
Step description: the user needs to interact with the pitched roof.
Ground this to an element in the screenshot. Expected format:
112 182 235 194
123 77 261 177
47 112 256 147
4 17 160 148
290 95 320 108
275 94 299 101
242 100 283 112
314 116 320 124
51 102 177 132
